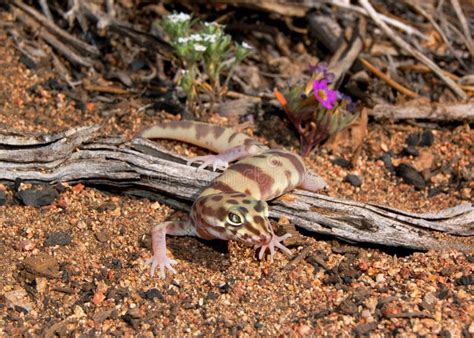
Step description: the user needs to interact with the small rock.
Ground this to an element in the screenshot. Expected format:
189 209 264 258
420 130 434 147
296 324 311 336
4 289 33 313
344 174 362 187
306 254 328 270
468 321 474 334
375 273 385 283
206 291 218 301
93 309 115 323
141 288 164 301
401 146 419 157
96 202 117 212
455 274 474 286
22 253 60 279
44 231 72 247
406 133 421 147
122 312 140 330
428 186 441 198
15 185 58 207
95 231 109 243
353 322 377 335
380 152 396 174
0 190 6 205
436 284 449 300
106 287 129 301
421 293 437 312
406 131 434 147
338 298 358 315
331 157 352 169
16 240 35 251
396 164 426 189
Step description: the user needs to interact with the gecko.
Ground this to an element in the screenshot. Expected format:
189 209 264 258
139 120 327 278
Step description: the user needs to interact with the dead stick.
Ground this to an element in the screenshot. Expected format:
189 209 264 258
12 0 100 57
359 0 467 100
406 0 469 71
13 8 94 68
360 58 419 98
449 0 474 58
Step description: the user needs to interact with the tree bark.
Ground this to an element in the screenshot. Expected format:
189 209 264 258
1 126 473 251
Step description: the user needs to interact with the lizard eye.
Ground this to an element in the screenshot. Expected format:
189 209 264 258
227 212 243 226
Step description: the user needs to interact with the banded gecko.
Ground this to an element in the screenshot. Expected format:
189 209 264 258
140 121 327 278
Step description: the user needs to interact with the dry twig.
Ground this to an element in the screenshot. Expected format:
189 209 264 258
359 0 467 100
360 58 419 98
449 0 474 57
12 7 94 67
328 0 427 39
12 0 100 57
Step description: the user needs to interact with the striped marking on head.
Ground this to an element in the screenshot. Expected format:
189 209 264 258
191 193 273 245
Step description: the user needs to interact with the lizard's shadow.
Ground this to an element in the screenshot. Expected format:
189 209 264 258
168 237 229 273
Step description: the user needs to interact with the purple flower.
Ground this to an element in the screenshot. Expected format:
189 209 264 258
313 79 337 110
309 63 335 83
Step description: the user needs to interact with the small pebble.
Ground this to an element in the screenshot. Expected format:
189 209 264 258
0 190 6 205
420 130 434 147
406 133 421 147
16 185 58 207
376 273 385 283
396 164 425 189
380 152 396 174
44 231 72 247
401 146 419 157
344 174 362 187
331 157 352 169
141 288 164 301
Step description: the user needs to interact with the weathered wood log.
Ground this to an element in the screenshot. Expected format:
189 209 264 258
0 126 473 251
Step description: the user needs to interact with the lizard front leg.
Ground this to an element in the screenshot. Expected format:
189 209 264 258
146 219 197 278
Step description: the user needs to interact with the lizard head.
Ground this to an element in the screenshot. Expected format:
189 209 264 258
191 192 273 246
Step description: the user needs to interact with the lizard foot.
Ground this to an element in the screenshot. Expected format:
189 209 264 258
146 254 178 278
256 233 292 261
187 155 229 171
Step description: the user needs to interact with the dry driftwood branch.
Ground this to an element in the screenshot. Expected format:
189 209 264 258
0 126 473 251
359 0 467 100
370 100 474 121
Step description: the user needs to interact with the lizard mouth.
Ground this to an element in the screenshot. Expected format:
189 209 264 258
252 233 272 246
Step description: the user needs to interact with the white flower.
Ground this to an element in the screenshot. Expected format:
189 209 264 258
194 44 207 52
177 37 189 43
167 12 191 23
202 34 218 43
189 33 203 42
242 42 253 50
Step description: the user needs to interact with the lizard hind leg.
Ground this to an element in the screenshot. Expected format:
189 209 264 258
299 172 328 192
187 144 265 171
